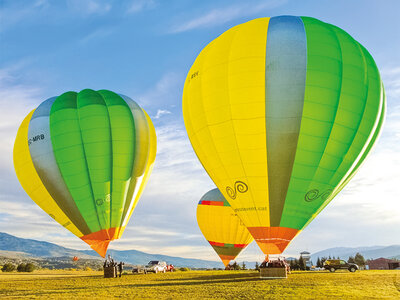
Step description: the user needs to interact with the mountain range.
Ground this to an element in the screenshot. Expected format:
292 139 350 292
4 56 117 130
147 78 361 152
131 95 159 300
310 245 400 263
0 232 398 269
0 232 224 268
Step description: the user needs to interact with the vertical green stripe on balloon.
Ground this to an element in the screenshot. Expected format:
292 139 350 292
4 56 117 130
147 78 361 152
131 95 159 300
325 39 381 189
50 92 101 233
76 89 112 233
28 97 91 235
280 17 344 229
265 16 307 227
333 85 385 199
97 90 135 229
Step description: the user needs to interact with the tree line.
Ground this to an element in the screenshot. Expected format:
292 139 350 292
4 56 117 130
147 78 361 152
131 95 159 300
1 263 36 272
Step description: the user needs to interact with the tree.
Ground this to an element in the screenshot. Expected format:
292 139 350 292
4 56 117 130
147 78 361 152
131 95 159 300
241 262 246 270
293 259 299 271
316 257 321 268
24 263 35 272
255 262 260 271
321 257 327 266
289 260 294 270
2 263 16 272
354 253 366 267
348 256 355 263
231 261 240 270
17 263 26 272
299 255 305 271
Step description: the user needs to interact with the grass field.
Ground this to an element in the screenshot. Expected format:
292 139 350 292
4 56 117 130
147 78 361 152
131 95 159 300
0 269 399 299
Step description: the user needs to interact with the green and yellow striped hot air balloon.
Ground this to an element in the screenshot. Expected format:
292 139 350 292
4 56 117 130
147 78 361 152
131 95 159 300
197 189 253 267
183 16 385 256
14 89 156 257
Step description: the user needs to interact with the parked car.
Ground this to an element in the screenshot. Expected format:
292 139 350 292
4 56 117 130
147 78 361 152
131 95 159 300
132 265 147 274
323 259 359 272
145 261 167 273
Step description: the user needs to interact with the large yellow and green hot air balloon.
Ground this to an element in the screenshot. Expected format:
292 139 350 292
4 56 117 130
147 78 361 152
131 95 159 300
183 16 385 256
197 189 253 267
13 89 156 257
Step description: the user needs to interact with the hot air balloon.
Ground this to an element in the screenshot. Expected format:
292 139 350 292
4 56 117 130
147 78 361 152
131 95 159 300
13 89 156 257
183 16 385 256
197 189 253 267
72 256 79 262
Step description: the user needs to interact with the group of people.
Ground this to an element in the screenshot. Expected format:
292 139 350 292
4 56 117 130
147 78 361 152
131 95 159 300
103 255 124 278
260 256 290 273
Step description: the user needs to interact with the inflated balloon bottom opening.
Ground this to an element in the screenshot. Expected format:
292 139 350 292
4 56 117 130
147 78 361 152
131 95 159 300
219 255 236 267
247 227 299 254
80 227 124 257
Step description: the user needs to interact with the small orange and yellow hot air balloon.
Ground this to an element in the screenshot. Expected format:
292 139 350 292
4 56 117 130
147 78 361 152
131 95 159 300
197 189 253 267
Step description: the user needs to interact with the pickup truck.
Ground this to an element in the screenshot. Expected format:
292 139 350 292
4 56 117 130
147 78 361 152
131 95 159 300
132 261 167 274
323 259 359 272
145 261 167 273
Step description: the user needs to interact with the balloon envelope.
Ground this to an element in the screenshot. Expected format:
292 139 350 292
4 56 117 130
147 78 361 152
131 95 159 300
14 89 156 257
183 16 385 255
197 189 253 267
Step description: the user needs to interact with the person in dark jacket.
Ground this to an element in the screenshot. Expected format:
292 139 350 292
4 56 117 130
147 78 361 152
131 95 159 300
118 261 124 277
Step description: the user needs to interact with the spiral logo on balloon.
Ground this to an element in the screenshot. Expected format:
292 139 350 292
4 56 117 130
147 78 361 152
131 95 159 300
226 181 249 199
305 189 332 202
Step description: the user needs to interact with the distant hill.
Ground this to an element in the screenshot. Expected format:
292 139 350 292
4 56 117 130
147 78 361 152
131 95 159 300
0 232 96 259
0 232 223 269
310 245 400 263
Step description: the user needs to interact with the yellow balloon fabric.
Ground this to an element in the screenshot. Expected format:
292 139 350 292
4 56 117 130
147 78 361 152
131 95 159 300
197 189 253 267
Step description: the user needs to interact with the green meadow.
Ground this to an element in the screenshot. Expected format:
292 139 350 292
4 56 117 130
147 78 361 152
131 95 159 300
0 270 398 299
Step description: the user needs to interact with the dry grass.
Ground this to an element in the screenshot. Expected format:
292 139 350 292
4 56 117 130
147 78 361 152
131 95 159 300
0 269 399 299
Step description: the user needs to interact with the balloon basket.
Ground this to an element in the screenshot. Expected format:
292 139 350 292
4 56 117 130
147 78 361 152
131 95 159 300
104 266 117 278
259 267 287 279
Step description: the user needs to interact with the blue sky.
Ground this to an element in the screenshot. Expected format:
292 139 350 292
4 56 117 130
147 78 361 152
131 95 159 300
0 0 399 262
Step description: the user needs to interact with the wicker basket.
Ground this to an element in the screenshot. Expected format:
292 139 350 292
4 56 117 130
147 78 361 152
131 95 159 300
104 266 117 278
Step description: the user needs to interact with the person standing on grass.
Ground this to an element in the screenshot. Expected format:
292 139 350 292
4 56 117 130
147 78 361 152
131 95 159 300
118 262 124 277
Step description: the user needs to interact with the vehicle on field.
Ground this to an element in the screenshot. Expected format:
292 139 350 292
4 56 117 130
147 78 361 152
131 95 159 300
323 259 359 272
145 261 167 273
166 264 175 272
132 265 147 274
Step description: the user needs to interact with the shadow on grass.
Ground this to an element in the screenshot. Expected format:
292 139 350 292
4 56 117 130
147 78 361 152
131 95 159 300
115 272 265 288
156 272 259 282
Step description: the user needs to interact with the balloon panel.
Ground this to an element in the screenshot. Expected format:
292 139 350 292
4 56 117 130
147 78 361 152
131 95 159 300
184 16 385 255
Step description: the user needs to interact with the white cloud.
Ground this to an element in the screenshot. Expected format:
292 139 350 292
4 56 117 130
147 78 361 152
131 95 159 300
381 66 400 99
153 109 171 119
137 72 184 109
169 0 288 33
66 0 112 15
79 27 114 44
0 64 42 172
127 0 156 14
